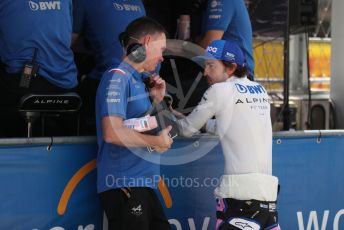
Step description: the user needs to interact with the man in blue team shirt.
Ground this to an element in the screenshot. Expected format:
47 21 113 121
72 0 146 134
96 17 172 230
0 0 77 137
73 0 145 80
197 0 255 80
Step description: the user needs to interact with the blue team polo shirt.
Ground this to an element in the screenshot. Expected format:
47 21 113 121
96 61 160 193
0 0 77 89
73 0 145 80
202 0 254 76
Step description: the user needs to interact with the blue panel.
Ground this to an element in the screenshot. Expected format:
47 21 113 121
273 136 344 229
0 135 343 229
0 143 102 230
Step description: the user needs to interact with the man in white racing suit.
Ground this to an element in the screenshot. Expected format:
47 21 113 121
173 39 281 230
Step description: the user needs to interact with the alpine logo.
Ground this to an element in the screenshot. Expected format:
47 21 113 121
34 99 69 104
131 205 143 216
29 1 61 11
229 218 260 230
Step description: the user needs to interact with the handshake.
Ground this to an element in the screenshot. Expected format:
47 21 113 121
123 104 179 152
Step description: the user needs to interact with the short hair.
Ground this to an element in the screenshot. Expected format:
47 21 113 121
222 61 248 78
121 16 167 48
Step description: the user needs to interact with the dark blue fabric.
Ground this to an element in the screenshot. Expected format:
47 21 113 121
72 0 145 80
0 0 77 89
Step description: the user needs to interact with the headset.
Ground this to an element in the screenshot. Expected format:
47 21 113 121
119 32 146 63
126 43 146 63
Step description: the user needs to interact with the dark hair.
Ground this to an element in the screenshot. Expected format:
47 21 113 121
120 16 167 48
222 61 248 78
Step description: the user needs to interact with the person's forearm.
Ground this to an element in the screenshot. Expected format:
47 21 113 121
177 92 217 137
197 30 224 48
198 36 212 49
205 119 217 135
71 33 79 49
178 117 202 137
177 104 214 137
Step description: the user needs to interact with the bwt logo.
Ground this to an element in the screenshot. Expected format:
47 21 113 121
209 14 221 19
113 3 142 12
207 46 218 53
235 83 266 94
29 1 61 11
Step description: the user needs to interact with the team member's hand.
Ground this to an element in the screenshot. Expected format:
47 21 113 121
149 74 166 104
154 126 173 153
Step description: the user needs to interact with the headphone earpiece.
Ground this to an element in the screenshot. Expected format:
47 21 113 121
127 43 146 63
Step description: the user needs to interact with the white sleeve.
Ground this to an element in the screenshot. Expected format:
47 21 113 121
177 86 218 137
205 119 217 135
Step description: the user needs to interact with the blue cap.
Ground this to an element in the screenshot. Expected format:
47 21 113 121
193 40 246 67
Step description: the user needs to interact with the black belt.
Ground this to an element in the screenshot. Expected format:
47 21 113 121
216 198 277 220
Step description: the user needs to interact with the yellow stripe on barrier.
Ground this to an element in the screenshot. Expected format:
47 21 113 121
57 159 97 215
158 176 172 208
57 159 173 215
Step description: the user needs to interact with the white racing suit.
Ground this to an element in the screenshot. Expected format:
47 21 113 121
177 76 281 230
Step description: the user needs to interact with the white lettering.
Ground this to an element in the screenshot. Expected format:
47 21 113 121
77 225 94 230
131 5 140 11
33 99 68 104
46 1 54 9
123 4 131 11
29 1 61 11
39 2 47 10
45 1 60 10
188 217 210 230
107 91 120 96
209 15 221 19
211 0 217 8
110 78 121 83
169 219 182 230
297 210 329 230
207 46 218 53
113 3 124 10
106 98 121 103
334 209 344 230
188 218 196 230
33 225 94 230
29 1 39 10
114 3 140 11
